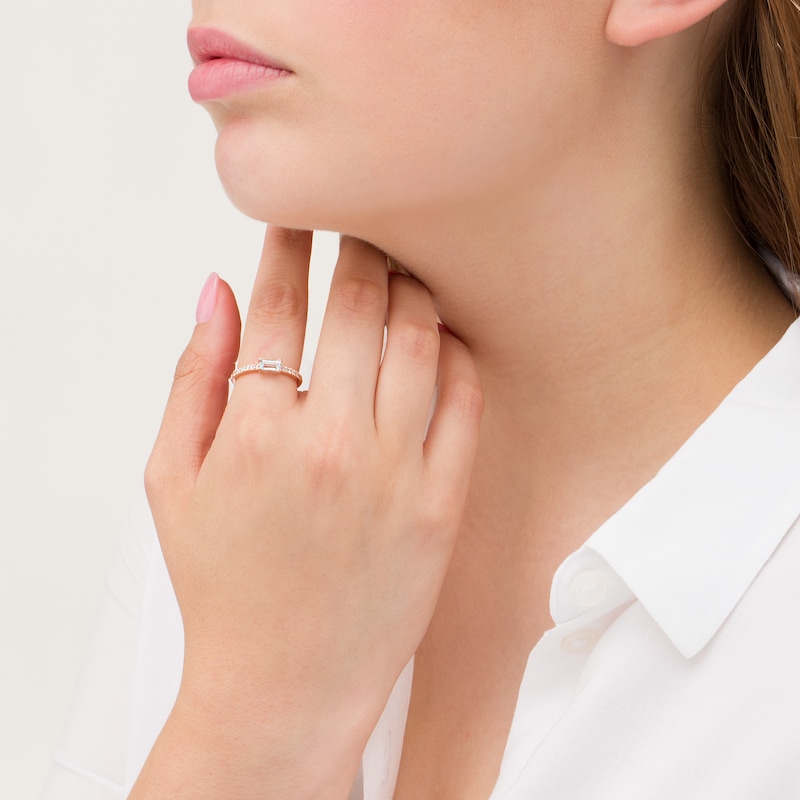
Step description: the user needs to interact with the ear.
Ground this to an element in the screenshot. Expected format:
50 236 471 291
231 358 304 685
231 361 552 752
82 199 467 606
606 0 731 47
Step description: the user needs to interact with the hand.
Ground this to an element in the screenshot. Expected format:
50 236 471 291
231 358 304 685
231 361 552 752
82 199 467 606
133 228 483 799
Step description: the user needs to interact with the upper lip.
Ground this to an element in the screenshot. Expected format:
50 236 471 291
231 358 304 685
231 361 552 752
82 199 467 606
187 26 291 72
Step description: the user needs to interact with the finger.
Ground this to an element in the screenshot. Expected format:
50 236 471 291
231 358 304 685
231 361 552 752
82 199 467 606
307 237 388 416
422 330 484 492
234 226 312 406
146 274 242 512
374 274 440 446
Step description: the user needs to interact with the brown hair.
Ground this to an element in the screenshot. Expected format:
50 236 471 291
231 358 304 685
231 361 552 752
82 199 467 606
708 0 800 278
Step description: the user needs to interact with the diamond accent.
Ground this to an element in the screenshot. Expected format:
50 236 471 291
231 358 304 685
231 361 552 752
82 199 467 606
229 357 302 386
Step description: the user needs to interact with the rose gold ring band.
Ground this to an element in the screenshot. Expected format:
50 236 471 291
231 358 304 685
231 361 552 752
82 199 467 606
229 358 303 387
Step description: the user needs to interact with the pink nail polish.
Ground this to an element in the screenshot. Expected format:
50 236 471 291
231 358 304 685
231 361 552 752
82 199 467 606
196 273 220 324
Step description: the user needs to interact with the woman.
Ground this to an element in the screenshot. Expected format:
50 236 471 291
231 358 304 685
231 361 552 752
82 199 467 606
44 0 800 798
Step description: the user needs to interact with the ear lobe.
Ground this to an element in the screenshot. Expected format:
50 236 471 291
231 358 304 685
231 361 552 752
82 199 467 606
606 0 731 47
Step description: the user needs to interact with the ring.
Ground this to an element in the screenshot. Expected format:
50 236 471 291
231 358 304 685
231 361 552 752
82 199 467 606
230 358 303 386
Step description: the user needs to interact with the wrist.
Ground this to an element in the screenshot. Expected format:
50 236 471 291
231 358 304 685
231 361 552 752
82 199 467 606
131 673 378 800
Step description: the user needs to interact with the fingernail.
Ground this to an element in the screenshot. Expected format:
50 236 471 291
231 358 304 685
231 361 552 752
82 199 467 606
195 273 220 324
438 322 451 334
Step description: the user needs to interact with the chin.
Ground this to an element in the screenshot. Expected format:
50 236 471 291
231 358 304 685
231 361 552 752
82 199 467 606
210 114 419 244
211 115 361 234
214 127 307 228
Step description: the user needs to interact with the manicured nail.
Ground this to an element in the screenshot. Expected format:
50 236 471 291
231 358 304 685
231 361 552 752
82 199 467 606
195 273 220 324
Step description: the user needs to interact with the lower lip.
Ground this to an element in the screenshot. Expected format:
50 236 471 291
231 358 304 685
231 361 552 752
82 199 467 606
188 58 291 102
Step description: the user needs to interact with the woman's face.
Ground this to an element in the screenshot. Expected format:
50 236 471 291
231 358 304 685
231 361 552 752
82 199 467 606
189 0 608 237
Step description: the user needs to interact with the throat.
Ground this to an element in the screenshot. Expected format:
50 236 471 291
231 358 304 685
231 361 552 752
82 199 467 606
391 514 559 800
392 608 540 800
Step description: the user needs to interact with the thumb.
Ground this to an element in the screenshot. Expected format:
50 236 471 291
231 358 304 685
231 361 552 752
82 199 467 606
145 273 241 512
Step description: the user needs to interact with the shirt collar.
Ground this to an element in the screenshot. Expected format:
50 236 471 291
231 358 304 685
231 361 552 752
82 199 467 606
580 318 800 658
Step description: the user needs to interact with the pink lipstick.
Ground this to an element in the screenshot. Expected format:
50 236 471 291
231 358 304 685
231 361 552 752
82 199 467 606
187 27 293 102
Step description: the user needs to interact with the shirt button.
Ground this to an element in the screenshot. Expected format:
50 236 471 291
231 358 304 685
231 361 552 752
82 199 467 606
561 629 600 654
569 569 610 608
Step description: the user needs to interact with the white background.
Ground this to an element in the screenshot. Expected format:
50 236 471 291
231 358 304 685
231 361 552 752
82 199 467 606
0 3 337 796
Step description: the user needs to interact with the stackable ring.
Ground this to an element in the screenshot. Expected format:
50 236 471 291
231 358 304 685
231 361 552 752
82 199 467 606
230 358 303 386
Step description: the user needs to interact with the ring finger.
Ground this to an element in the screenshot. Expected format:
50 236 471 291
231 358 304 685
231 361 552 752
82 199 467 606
232 226 312 408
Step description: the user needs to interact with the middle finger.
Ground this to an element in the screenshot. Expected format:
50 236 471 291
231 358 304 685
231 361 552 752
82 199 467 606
308 237 389 419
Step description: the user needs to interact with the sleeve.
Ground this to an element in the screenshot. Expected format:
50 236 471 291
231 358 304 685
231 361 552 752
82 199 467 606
40 485 184 800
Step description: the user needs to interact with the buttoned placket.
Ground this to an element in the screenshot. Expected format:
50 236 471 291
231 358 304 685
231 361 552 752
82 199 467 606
358 548 636 800
490 549 635 798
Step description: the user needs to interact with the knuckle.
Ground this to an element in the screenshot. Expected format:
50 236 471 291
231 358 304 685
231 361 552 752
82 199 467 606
420 494 452 531
333 276 385 318
251 280 305 324
226 411 271 461
441 379 485 421
415 494 460 553
395 321 439 366
173 343 211 389
271 227 308 248
144 453 191 528
305 424 358 490
144 453 170 501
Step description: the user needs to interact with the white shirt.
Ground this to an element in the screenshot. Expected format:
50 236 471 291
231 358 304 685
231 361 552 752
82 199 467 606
42 314 800 800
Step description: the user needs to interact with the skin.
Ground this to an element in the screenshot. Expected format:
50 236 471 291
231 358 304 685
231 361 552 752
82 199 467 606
132 0 797 798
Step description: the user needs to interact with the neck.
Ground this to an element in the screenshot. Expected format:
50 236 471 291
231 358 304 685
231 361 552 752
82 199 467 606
363 115 796 556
